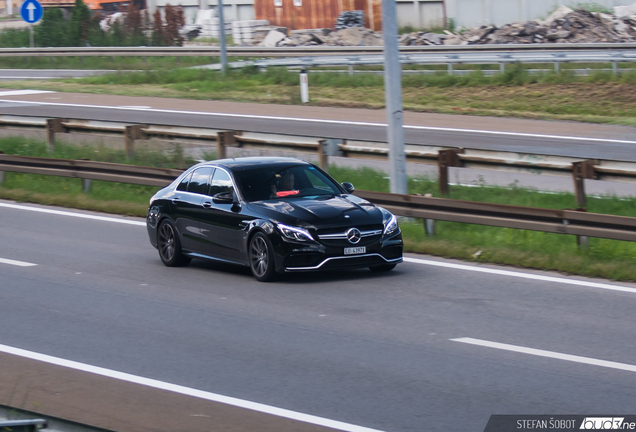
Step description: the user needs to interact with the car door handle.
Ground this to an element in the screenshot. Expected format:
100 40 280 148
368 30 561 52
202 202 212 208
171 198 181 204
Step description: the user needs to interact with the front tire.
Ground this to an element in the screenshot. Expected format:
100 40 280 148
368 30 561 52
369 263 397 272
157 219 191 267
249 232 276 282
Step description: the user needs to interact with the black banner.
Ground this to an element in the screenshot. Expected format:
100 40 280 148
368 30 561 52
484 416 636 432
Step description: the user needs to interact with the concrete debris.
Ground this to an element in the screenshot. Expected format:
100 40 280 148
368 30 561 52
206 3 636 47
252 26 382 46
436 6 636 45
539 5 574 26
322 27 383 46
259 30 288 47
614 2 636 19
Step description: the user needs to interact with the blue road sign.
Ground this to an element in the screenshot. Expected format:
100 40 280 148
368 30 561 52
20 0 43 24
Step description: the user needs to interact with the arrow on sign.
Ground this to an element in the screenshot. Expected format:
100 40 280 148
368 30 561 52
26 2 35 21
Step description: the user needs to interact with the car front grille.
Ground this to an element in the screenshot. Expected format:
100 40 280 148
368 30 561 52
316 225 383 247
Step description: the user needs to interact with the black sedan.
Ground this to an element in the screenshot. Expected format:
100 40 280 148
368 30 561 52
146 157 403 281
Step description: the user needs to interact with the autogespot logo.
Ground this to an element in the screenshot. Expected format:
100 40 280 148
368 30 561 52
580 418 628 430
346 228 361 244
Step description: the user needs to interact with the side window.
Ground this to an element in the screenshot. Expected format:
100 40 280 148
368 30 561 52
187 167 214 195
176 172 193 192
209 169 234 197
306 170 331 190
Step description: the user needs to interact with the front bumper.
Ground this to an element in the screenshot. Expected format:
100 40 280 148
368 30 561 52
272 233 403 273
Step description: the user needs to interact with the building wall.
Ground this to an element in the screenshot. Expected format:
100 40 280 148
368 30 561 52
147 0 255 25
254 0 383 31
446 0 636 29
396 0 444 29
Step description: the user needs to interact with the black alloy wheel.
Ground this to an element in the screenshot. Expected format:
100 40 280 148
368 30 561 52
157 220 191 267
249 232 276 282
369 263 397 272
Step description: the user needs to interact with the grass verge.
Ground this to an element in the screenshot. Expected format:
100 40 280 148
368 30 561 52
1 136 635 282
2 65 636 126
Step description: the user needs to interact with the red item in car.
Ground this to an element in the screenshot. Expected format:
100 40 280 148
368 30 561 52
276 190 300 197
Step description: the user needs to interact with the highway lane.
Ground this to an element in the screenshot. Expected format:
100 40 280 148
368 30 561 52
1 201 636 432
0 70 114 80
0 90 636 161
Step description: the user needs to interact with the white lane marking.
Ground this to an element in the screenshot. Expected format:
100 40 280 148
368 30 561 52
0 90 54 96
0 202 145 226
0 98 634 145
3 203 634 294
451 337 636 373
0 343 385 432
404 257 636 294
0 258 37 267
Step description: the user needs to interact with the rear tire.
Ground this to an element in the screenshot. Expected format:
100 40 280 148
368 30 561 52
369 263 396 272
249 232 276 282
157 219 191 267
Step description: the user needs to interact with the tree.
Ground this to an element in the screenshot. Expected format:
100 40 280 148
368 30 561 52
35 7 68 47
163 4 183 46
69 0 93 46
152 9 164 46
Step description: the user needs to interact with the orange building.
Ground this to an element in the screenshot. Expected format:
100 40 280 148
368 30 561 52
254 0 382 31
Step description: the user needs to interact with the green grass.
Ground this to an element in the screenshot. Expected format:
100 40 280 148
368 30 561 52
70 64 636 88
3 63 634 126
1 136 636 281
0 55 218 70
0 136 212 215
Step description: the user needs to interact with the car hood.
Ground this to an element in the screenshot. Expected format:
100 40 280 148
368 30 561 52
246 194 382 228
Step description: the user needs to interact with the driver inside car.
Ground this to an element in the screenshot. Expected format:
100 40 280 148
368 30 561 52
271 172 298 198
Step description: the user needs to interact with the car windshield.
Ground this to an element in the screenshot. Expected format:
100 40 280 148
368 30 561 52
234 164 343 202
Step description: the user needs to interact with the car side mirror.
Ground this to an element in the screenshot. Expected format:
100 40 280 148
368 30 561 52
341 182 355 194
213 191 234 204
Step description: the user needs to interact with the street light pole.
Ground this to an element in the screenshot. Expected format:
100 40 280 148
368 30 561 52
217 0 228 74
381 0 407 195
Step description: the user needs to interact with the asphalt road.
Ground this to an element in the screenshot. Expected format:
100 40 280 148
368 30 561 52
0 70 114 80
0 89 636 162
1 201 636 432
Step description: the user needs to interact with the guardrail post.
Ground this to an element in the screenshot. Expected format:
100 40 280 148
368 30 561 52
612 61 618 75
438 149 463 196
46 118 66 152
82 178 92 192
572 160 597 248
0 170 4 185
318 139 344 172
421 193 436 236
125 125 146 159
217 131 238 159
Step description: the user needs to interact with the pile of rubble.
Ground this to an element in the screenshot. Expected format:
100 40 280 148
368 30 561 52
402 4 636 45
256 26 383 47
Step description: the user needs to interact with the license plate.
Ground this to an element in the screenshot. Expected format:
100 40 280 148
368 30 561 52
344 246 366 255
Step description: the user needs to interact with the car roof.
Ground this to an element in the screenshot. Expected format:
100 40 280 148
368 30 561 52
198 157 312 172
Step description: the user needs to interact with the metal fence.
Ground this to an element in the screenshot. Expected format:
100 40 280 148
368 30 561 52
1 152 635 243
2 114 635 210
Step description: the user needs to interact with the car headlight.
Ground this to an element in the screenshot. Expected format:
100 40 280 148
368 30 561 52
277 223 315 242
382 212 399 237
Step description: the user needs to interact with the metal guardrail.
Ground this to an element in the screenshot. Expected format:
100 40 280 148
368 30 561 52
3 44 636 58
198 49 636 72
1 154 635 242
355 190 636 242
0 418 47 431
1 114 636 207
